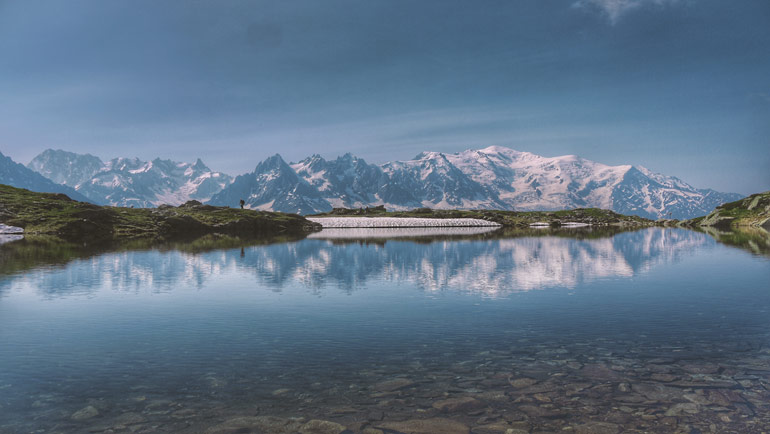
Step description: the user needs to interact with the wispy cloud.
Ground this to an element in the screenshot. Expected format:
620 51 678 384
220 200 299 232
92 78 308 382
574 0 681 24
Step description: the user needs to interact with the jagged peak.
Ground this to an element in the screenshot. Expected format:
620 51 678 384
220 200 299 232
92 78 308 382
255 153 292 173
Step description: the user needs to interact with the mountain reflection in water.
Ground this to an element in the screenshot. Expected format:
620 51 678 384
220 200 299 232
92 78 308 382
0 228 712 297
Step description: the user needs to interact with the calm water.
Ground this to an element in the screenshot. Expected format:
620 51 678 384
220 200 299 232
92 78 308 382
0 228 769 433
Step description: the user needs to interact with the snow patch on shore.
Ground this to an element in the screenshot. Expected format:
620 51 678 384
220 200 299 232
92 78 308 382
308 226 500 239
0 224 24 234
307 217 500 228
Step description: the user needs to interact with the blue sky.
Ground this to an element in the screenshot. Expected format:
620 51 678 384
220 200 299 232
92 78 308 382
0 0 768 194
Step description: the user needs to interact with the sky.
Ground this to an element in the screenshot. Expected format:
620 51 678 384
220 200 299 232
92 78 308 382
0 0 768 195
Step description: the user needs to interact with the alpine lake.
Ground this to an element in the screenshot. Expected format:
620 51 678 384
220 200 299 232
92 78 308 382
0 226 769 434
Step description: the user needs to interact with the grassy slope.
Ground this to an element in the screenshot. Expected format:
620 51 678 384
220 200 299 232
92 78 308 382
0 184 320 242
311 206 655 228
689 191 770 229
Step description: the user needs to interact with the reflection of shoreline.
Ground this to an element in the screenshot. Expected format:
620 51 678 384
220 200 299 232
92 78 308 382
697 226 770 257
0 235 23 245
307 227 500 239
0 228 715 297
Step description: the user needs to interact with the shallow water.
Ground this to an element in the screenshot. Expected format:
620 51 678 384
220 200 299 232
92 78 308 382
0 228 769 433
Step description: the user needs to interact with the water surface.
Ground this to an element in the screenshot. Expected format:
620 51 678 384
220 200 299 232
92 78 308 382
0 228 768 433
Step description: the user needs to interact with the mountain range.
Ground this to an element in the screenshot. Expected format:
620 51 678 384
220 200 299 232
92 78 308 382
26 149 231 208
209 146 742 219
1 146 743 219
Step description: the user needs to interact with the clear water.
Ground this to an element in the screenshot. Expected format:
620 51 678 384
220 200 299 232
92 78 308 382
0 228 769 433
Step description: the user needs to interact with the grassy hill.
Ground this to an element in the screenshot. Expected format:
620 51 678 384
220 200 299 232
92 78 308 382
687 191 770 229
0 184 320 242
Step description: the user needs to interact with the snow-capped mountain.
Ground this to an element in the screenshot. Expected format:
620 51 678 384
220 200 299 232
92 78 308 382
208 154 330 214
442 146 742 219
27 149 232 207
210 146 741 219
27 149 104 188
0 151 91 202
290 153 386 209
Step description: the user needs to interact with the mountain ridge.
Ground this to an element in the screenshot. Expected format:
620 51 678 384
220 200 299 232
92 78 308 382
27 149 232 207
20 146 743 219
210 146 741 219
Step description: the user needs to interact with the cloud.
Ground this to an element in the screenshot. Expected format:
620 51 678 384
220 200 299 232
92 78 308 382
574 0 681 24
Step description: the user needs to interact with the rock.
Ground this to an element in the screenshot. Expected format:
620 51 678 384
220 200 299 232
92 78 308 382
432 397 485 413
507 421 531 431
206 416 301 434
508 377 537 389
71 406 99 421
171 408 197 419
367 410 384 421
580 364 623 381
476 390 508 402
377 417 470 434
374 378 414 392
113 412 146 425
681 363 720 374
665 402 700 416
650 373 678 382
299 419 347 434
471 422 511 434
632 383 682 402
573 422 620 434
517 405 564 418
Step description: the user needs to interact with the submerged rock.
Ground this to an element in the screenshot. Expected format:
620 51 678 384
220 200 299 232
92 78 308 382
573 421 620 434
71 405 99 421
508 377 537 389
377 417 470 434
374 378 414 392
432 396 485 413
206 416 302 434
298 419 347 434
